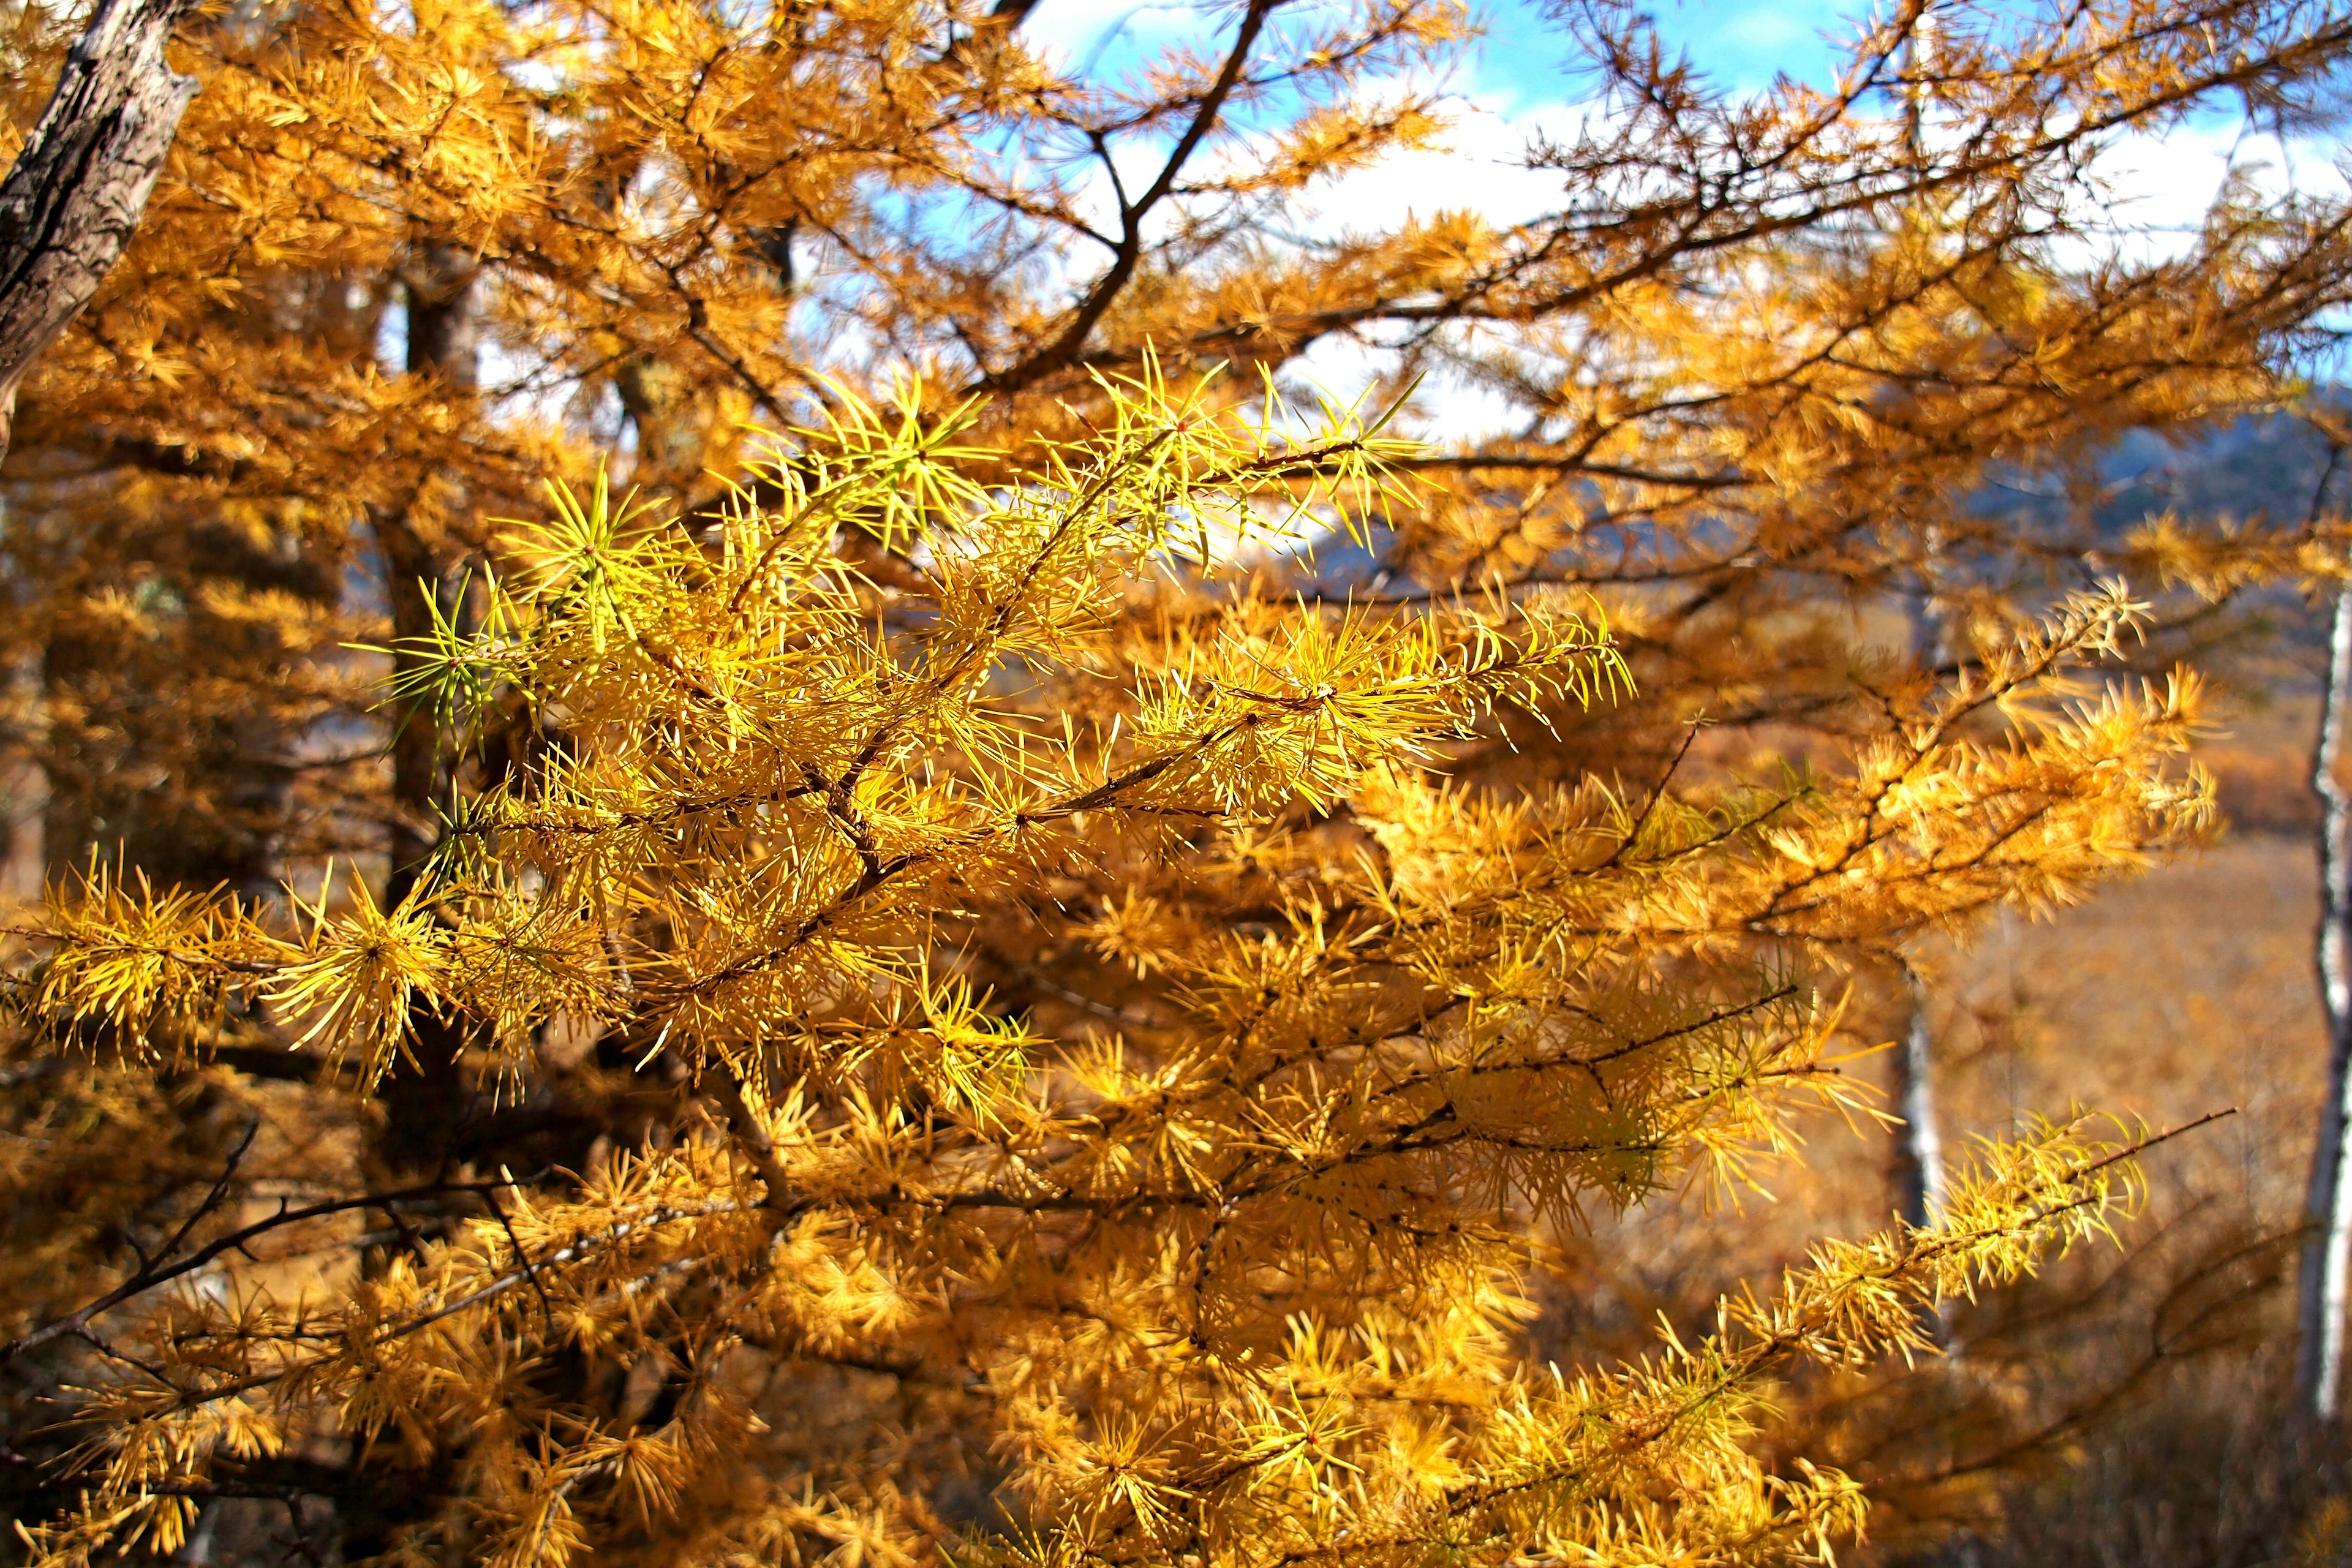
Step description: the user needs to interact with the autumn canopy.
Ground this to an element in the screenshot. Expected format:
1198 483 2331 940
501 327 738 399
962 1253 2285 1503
0 0 2348 1563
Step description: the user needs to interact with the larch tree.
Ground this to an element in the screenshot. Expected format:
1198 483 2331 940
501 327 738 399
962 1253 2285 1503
4 0 2352 1561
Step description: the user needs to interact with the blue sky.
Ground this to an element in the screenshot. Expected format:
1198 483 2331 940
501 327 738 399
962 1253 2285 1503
1023 0 2344 245
1027 0 1862 100
1019 0 1920 241
1469 0 1853 105
1002 0 2352 415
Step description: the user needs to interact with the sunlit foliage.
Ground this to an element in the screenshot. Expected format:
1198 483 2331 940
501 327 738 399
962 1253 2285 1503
1 375 2215 1564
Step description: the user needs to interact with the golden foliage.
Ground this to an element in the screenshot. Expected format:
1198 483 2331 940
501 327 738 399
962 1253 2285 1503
0 377 2220 1564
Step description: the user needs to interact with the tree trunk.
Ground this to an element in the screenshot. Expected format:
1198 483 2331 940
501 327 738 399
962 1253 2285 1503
0 0 203 466
1896 510 1951 1234
379 518 461 909
1890 971 1948 1228
2296 565 2352 1423
372 243 478 1173
382 241 478 905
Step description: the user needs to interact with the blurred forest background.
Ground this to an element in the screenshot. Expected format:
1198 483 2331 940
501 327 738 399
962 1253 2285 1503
1580 411 2352 1565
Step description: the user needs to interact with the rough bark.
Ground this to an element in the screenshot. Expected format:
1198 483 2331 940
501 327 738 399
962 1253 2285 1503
0 0 203 466
2297 564 2352 1423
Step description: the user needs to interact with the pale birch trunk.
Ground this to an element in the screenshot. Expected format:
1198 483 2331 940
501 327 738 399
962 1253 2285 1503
1891 972 1950 1229
1890 13 1951 1237
2295 565 2352 1423
1897 499 1951 1231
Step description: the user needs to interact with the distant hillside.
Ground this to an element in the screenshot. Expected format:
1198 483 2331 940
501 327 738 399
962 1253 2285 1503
1298 406 2347 606
1981 404 2345 538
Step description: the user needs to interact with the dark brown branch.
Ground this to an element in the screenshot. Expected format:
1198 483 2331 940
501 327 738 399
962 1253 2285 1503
0 1172 535 1366
978 0 1282 395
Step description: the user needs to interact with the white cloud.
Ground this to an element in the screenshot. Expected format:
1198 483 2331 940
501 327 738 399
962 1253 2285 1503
1336 92 1581 233
2079 116 2351 253
1020 0 1219 77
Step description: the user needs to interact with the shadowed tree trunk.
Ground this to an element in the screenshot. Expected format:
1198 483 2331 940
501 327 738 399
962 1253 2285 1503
382 240 479 907
0 0 203 464
374 241 480 1174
